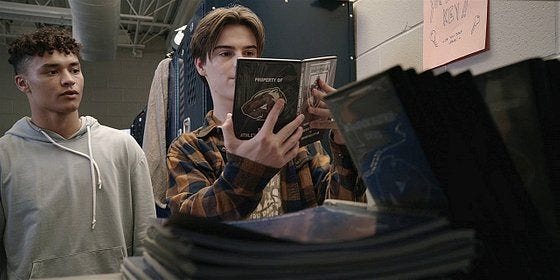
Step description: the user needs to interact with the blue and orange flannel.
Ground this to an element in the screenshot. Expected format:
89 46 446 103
166 111 366 220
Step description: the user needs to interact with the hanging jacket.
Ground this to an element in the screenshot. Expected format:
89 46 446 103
143 58 171 207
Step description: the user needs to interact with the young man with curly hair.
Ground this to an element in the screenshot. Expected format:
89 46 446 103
166 6 366 220
0 26 156 279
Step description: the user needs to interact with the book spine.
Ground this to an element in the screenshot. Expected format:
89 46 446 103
297 63 307 114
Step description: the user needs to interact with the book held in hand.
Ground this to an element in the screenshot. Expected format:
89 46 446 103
233 55 337 146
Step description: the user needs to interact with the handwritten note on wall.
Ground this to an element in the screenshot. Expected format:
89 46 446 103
423 0 488 70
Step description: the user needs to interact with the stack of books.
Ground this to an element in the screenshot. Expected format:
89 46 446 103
324 58 560 278
121 57 559 279
122 202 475 279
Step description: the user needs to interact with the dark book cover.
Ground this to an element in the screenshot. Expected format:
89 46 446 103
324 66 448 213
233 56 337 146
453 70 558 278
121 256 163 280
473 58 559 243
141 252 181 280
544 58 560 228
404 70 487 232
429 72 499 233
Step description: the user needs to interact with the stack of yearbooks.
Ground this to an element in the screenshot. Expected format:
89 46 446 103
121 57 559 279
121 201 476 280
324 58 560 278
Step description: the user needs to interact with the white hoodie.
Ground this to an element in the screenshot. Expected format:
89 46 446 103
0 116 156 279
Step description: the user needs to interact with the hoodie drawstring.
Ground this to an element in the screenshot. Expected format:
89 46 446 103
40 126 102 230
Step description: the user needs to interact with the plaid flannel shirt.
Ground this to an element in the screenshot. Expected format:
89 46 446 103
166 111 366 220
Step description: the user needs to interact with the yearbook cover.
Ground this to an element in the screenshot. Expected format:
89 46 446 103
473 58 559 242
324 66 448 214
233 56 337 146
544 58 560 224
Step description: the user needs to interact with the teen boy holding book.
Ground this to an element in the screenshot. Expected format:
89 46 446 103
166 5 365 220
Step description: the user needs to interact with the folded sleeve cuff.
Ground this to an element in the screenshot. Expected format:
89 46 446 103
222 152 280 194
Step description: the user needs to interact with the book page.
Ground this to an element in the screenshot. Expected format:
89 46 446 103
299 57 337 145
300 57 337 113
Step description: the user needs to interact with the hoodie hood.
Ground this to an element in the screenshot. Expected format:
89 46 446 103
6 116 103 230
5 116 99 142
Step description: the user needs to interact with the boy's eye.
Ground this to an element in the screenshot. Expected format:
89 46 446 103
72 68 81 74
49 70 58 75
244 50 257 57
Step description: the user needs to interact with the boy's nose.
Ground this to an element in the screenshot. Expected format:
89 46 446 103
61 70 76 86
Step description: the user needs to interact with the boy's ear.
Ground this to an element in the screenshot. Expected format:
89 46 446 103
14 75 30 94
194 57 206 76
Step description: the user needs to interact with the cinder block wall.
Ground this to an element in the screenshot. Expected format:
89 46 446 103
0 38 167 135
353 0 560 79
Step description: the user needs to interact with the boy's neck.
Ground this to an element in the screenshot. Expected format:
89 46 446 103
31 111 82 139
212 100 233 126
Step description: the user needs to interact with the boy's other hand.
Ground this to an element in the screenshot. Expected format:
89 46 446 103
308 78 345 145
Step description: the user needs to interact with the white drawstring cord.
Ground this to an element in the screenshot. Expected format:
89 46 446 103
40 127 102 230
86 126 97 230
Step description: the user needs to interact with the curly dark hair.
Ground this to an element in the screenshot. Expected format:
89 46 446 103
8 26 82 75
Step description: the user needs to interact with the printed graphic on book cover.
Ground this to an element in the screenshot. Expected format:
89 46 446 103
233 57 336 146
325 68 448 212
228 205 451 244
160 205 454 248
